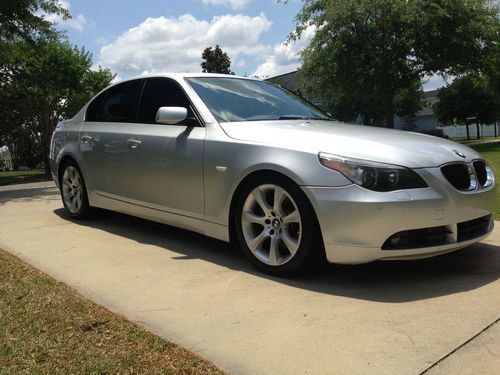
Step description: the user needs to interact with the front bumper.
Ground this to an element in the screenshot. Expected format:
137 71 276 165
302 167 496 264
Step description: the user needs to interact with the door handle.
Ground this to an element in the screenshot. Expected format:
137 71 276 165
127 138 142 149
81 135 93 143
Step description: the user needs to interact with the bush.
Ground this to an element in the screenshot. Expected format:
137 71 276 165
420 128 449 138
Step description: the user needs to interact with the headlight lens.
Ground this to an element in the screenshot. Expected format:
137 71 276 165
318 152 428 191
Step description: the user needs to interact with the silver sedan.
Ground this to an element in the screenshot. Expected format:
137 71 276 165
50 73 496 276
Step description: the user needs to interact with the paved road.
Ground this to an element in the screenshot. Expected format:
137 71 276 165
1 182 499 375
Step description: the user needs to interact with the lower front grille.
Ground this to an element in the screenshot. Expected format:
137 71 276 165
457 214 491 242
382 225 450 250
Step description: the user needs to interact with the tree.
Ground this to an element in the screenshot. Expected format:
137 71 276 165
0 0 70 96
0 39 115 172
433 75 499 139
0 0 69 41
292 0 500 128
201 45 234 74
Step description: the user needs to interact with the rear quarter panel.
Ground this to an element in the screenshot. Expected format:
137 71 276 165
50 119 85 186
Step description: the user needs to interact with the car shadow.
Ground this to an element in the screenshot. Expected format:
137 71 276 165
0 186 59 205
53 207 500 303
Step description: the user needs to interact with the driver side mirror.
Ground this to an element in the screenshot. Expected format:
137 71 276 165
155 107 188 125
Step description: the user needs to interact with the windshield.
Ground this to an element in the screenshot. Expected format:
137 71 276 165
186 77 331 123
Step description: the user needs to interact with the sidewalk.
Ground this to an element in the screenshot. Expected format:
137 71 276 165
1 183 499 374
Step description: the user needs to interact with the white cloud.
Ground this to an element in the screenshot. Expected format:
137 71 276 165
422 74 452 91
202 0 253 9
43 0 88 32
251 26 316 79
98 13 272 78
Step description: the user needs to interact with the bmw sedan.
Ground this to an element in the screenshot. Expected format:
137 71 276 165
50 73 496 276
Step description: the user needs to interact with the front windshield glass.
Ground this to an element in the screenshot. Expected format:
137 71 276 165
187 77 331 123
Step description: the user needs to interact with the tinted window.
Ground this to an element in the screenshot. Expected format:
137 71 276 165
187 77 330 123
86 90 107 121
138 78 198 126
94 80 144 123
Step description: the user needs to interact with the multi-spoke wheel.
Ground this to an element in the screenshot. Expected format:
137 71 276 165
59 161 91 219
234 175 322 276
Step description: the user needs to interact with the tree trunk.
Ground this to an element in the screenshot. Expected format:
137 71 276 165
476 119 480 140
465 123 470 140
40 113 55 175
42 153 50 175
383 94 395 128
495 121 498 138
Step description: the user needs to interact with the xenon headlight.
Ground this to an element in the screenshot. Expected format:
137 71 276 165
318 152 428 192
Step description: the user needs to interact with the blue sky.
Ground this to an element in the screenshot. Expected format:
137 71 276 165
51 0 444 89
52 0 307 79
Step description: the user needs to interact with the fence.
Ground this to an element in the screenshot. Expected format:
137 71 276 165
439 124 499 139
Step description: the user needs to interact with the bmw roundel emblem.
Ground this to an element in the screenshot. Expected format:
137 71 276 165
454 150 466 158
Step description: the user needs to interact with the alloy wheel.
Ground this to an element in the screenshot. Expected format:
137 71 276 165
61 165 83 214
241 184 302 266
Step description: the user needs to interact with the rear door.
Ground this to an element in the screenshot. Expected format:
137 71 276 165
81 79 145 199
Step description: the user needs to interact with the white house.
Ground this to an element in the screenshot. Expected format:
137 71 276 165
0 147 13 171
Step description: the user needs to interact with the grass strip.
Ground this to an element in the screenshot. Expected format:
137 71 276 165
0 249 224 375
0 169 51 186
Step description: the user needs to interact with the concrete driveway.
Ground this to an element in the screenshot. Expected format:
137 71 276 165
1 182 499 375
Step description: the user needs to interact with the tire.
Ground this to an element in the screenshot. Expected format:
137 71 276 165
233 174 323 276
59 160 92 219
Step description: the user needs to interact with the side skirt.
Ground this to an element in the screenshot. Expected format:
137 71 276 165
88 190 230 243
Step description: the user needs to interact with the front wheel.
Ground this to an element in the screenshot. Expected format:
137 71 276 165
233 175 322 276
59 161 92 219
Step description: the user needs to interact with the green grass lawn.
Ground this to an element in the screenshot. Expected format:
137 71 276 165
468 142 500 220
0 169 50 186
453 136 499 145
0 249 224 374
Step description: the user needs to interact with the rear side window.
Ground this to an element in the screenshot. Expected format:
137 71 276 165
87 80 144 123
86 91 107 121
138 78 198 126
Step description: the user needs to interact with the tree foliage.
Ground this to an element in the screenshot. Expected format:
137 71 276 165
293 0 500 127
0 1 115 172
434 75 499 126
0 0 69 41
201 45 234 74
0 40 114 171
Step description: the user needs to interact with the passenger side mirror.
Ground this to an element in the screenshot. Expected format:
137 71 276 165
155 107 188 125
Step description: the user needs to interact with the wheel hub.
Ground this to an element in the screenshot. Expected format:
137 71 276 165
271 218 281 231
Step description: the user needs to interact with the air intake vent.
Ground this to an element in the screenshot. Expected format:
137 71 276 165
382 225 450 250
441 163 476 191
457 214 491 242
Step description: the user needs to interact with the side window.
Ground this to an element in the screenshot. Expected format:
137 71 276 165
97 80 144 123
138 78 199 126
85 90 107 121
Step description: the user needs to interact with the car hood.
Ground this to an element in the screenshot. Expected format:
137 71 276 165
219 120 481 168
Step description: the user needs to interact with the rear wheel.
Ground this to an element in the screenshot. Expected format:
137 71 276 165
59 161 92 219
234 175 322 276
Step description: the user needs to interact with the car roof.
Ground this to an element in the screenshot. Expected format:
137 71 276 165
118 72 258 82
